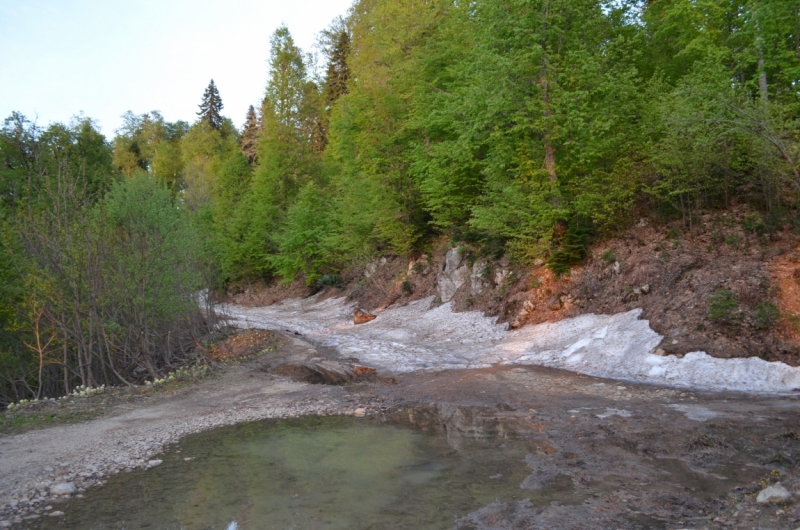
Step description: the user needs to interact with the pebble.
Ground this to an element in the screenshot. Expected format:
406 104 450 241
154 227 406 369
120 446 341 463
757 484 791 504
49 483 76 496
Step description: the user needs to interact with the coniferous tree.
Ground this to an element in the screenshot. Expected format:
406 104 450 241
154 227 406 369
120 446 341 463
240 105 259 164
324 29 351 107
197 79 224 130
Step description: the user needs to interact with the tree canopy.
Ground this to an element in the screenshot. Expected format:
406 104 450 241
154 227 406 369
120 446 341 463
3 0 800 405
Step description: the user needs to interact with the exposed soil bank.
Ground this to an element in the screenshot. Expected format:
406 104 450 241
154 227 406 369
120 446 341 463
228 207 800 367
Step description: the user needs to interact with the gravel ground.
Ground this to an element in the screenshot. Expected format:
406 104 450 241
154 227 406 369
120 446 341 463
0 333 375 527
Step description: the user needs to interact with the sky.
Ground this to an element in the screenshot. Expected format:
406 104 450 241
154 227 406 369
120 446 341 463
0 0 354 136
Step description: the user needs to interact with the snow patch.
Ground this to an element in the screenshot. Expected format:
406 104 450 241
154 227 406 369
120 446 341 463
225 296 800 394
596 408 632 419
667 404 721 422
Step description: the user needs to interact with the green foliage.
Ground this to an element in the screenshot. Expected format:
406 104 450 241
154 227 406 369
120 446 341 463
270 184 332 284
601 249 616 265
546 218 594 276
6 0 800 404
197 79 224 130
101 173 204 325
707 289 741 323
754 302 780 330
315 274 344 289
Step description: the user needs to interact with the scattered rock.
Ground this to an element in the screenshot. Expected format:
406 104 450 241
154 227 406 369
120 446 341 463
49 483 76 496
641 284 651 294
353 307 377 325
48 511 64 517
653 348 667 356
353 408 366 417
757 484 791 503
147 460 163 468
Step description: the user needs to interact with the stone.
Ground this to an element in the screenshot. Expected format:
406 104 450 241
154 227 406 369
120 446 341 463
495 269 510 286
653 348 666 356
547 296 563 311
48 511 64 517
364 261 379 278
353 408 366 417
641 284 651 294
353 365 376 377
756 484 791 504
147 460 163 468
437 248 470 302
49 483 76 496
612 261 621 275
353 307 376 325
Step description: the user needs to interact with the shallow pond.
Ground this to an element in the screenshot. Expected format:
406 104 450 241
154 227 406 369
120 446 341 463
26 414 559 530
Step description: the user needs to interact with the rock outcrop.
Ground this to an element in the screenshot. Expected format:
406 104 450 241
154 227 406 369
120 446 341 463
437 248 470 302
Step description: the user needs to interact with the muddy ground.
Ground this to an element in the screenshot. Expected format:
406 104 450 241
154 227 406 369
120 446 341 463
2 330 800 529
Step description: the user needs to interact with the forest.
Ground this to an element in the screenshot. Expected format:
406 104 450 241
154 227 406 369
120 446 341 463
1 0 798 405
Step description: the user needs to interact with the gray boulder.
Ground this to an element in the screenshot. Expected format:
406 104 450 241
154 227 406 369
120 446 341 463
756 483 791 503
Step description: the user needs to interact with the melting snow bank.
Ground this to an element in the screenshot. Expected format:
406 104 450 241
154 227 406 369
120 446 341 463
225 296 800 394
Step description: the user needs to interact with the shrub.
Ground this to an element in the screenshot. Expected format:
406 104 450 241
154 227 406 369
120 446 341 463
707 289 741 323
316 274 344 289
754 302 780 330
547 218 593 276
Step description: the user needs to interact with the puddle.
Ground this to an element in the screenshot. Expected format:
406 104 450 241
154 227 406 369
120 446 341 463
25 414 557 530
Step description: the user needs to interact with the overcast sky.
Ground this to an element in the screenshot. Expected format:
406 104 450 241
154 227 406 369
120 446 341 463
0 0 354 136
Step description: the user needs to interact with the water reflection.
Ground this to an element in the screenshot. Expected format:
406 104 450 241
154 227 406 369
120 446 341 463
26 413 539 530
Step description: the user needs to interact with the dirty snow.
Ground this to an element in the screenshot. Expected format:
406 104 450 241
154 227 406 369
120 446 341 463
225 296 800 394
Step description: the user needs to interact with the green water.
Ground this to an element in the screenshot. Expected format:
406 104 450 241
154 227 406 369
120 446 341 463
29 415 543 530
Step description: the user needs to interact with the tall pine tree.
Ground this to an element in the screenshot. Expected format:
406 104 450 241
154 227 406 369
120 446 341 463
197 79 224 130
324 29 351 107
240 105 259 164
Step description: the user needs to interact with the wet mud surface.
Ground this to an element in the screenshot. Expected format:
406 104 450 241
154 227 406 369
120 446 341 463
370 366 800 529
